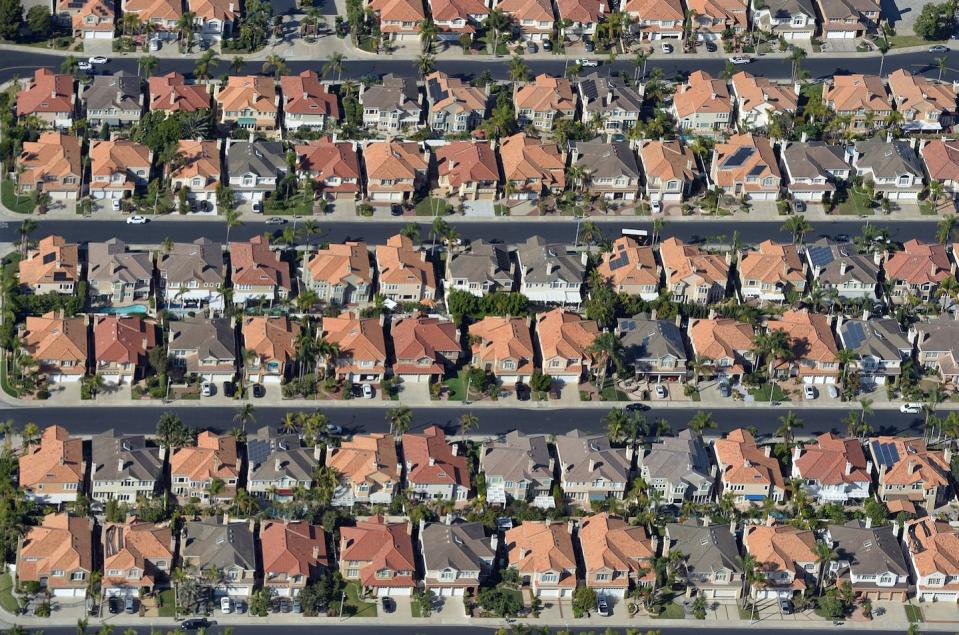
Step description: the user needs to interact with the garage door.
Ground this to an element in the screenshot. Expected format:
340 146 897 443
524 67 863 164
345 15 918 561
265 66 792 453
86 31 113 39
714 588 739 599
539 589 561 598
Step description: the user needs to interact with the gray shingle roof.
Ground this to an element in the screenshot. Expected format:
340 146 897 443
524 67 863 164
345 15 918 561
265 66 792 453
361 74 420 111
805 239 879 286
578 74 643 116
666 521 743 575
554 429 630 483
574 141 641 180
421 521 495 573
915 318 959 355
480 431 552 485
169 318 236 361
183 519 256 571
838 318 911 361
446 240 513 289
84 71 141 112
88 238 152 286
157 238 225 286
783 142 849 180
227 140 286 178
90 430 162 484
516 236 586 285
855 138 923 180
639 429 713 492
827 521 909 578
616 314 688 366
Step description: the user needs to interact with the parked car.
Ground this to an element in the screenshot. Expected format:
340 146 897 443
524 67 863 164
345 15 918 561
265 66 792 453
704 41 717 52
223 381 236 398
900 402 923 414
362 383 374 399
326 424 344 435
655 384 668 399
292 599 302 614
719 382 731 398
542 39 553 51
390 203 404 216
929 44 949 53
125 214 147 224
89 56 109 64
826 384 839 399
112 198 122 212
234 600 246 614
728 55 751 64
779 598 793 614
78 61 93 71
265 216 287 225
252 383 266 398
661 42 673 53
220 597 233 614
181 619 214 630
201 382 214 397
381 597 396 614
577 58 599 67
108 597 122 614
803 385 817 400
583 38 594 52
625 403 650 412
280 599 292 613
596 595 611 617
650 199 662 214
252 201 263 213
526 41 538 53
125 596 137 614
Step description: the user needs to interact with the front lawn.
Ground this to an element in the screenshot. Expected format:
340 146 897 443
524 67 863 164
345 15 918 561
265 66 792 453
1 180 36 214
652 601 686 619
748 383 789 402
414 197 449 217
341 582 377 618
157 588 176 617
442 370 468 401
905 604 924 623
889 35 944 48
0 573 18 614
833 188 874 216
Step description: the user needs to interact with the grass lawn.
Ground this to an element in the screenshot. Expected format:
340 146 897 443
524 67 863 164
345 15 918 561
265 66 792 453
800 82 823 102
652 601 686 619
905 604 923 623
342 582 377 618
0 573 18 614
1 180 36 214
889 35 944 48
598 378 628 401
442 370 467 401
414 197 449 217
833 188 874 216
0 353 20 398
749 383 789 402
158 588 176 617
263 196 314 216
738 606 754 620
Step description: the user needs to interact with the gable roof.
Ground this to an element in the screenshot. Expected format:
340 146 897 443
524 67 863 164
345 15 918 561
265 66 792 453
280 70 340 117
123 0 182 21
794 433 870 486
187 0 237 22
554 429 631 483
556 0 603 22
241 316 299 365
306 241 372 286
375 234 436 292
499 133 566 189
327 433 400 488
19 425 85 490
422 521 494 572
18 514 93 586
148 72 210 112
714 428 785 492
468 316 535 367
93 315 157 366
739 240 805 286
170 430 239 482
402 425 470 488
435 141 499 187
168 318 235 362
869 436 950 491
888 69 957 119
666 521 743 575
17 69 73 115
828 520 908 578
580 513 654 578
87 238 152 287
514 74 576 113
340 516 415 587
90 430 162 483
391 315 460 375
496 0 554 21
673 70 731 118
21 312 88 368
506 521 577 574
19 235 80 287
884 239 950 286
260 520 329 576
157 238 225 285
321 312 388 365
660 236 729 288
83 71 140 112
229 235 291 290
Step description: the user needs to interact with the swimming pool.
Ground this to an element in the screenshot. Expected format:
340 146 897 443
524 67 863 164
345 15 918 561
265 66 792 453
97 304 149 315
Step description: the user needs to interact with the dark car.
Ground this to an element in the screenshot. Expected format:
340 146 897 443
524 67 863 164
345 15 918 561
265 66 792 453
526 41 538 53
793 200 807 213
515 383 531 401
705 41 717 52
381 597 396 613
252 383 266 398
625 403 650 412
583 38 594 52
108 597 122 614
280 598 292 613
125 596 137 614
223 381 236 398
181 618 215 630
390 203 404 216
835 233 850 243
779 598 794 614
719 382 731 398
542 38 553 51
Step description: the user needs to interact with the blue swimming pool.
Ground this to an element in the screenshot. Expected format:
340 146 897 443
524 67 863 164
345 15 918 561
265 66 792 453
98 304 149 315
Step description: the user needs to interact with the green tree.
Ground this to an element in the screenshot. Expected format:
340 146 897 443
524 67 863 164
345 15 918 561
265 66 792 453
914 2 955 40
0 0 23 40
386 406 413 437
156 412 192 450
459 412 479 435
25 5 51 38
688 410 717 435
571 585 597 618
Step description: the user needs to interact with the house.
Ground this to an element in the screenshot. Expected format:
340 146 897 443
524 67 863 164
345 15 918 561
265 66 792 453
246 427 318 501
187 0 237 40
496 0 555 41
639 140 697 206
420 520 496 596
823 75 891 131
480 431 554 504
468 316 535 384
571 141 641 201
89 430 162 503
88 139 152 200
260 521 329 597
360 74 421 133
686 0 747 38
836 317 911 387
904 517 959 602
664 521 743 599
851 138 924 201
19 235 80 295
554 429 631 506
87 239 152 308
181 519 256 599
804 239 880 299
147 72 211 113
241 316 299 384
327 433 400 506
55 0 86 28
122 0 181 37
710 134 781 201
730 72 798 129
826 521 909 601
816 0 879 38
617 313 688 383
170 431 240 505
19 425 85 503
368 0 425 41
638 429 714 505
157 238 226 311
280 70 339 131
375 234 436 303
764 310 840 384
505 521 577 597
445 240 514 298
714 428 785 504
429 0 488 39
93 316 157 384
596 237 660 299
516 235 587 305
659 237 729 304
363 141 428 203
888 69 957 131
16 68 75 128
226 140 287 205
687 318 755 382
403 426 470 502
556 0 605 38
16 514 93 597
16 133 82 200
577 74 643 136
579 513 655 597
884 239 950 303
751 0 816 38
743 523 818 599
20 313 88 382
72 0 115 37
737 240 806 303
168 318 237 382
781 142 851 202
296 138 361 201
499 133 566 200
102 520 174 597
391 315 461 384
168 139 221 212
791 433 871 504
535 308 598 385
433 141 500 201
868 436 951 512
624 0 684 40
425 72 487 133
216 75 279 133
922 139 959 198
303 242 373 306
82 72 141 127
915 318 959 384
321 313 388 383
229 235 291 306
513 74 576 131
340 516 416 597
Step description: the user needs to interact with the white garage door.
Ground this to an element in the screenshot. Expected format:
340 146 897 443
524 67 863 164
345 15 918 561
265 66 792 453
714 589 739 599
539 589 561 598
53 588 85 598
85 31 113 39
377 587 412 597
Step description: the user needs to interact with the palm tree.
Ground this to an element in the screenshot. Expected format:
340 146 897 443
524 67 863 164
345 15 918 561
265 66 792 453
386 406 413 437
938 274 959 311
21 422 40 447
936 55 949 83
781 214 812 244
139 54 159 78
224 207 242 243
587 332 625 392
400 222 420 242
507 55 530 82
790 47 807 82
231 56 247 74
633 50 648 82
483 8 511 56
176 11 196 49
936 216 958 245
280 412 300 434
815 540 837 596
193 49 219 80
262 54 289 80
18 218 37 258
776 411 803 447
604 407 631 444
419 18 438 52
323 53 345 82
688 411 717 435
459 412 479 435
234 403 255 431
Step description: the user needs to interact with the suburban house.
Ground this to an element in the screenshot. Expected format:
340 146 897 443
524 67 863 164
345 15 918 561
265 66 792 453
246 428 318 502
359 74 421 133
624 0 684 40
71 0 115 38
571 141 641 201
375 233 436 303
425 72 488 133
687 318 755 382
340 516 416 597
505 521 577 597
914 318 959 384
16 133 83 200
738 240 806 303
19 235 80 295
499 133 566 200
368 0 425 41
791 433 872 504
781 142 852 202
596 237 660 299
181 519 256 599
883 239 950 303
89 430 162 504
639 140 697 206
836 317 911 387
16 69 75 128
241 316 299 384
16 513 93 598
433 141 500 201
226 140 287 205
826 521 910 601
280 70 340 131
664 521 744 600
516 235 587 305
710 134 781 200
157 238 226 311
742 523 818 599
170 431 240 505
535 308 598 386
303 242 373 306
20 313 88 382
804 239 880 299
671 71 733 135
868 436 952 513
391 315 461 384
617 313 689 383
823 74 892 131
904 517 959 602
468 316 535 384
403 425 470 502
82 72 142 127
921 139 959 198
169 139 221 213
216 75 279 133
714 428 785 504
88 139 152 200
687 0 747 38
556 0 605 37
428 0 488 38
579 513 655 597
420 520 496 596
102 520 174 598
764 309 840 385
363 141 429 203
321 313 388 383
19 425 85 504
229 235 291 306
888 68 957 131
168 318 237 383
187 0 237 40
659 236 729 304
730 72 798 129
327 433 400 507
87 239 152 308
148 72 211 114
638 429 714 504
445 240 514 298
815 0 879 38
296 138 361 201
260 521 329 597
851 137 924 201
554 430 631 506
496 0 554 40
577 74 643 137
480 431 554 504
122 0 182 37
92 316 158 384
513 74 576 131
751 0 817 38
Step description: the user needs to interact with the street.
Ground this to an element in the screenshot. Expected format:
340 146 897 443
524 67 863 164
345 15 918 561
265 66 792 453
18 625 922 634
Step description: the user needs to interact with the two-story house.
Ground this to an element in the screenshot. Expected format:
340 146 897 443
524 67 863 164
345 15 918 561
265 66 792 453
751 0 817 38
241 316 299 384
884 239 950 303
505 521 577 597
577 74 643 137
181 518 256 599
572 141 641 201
168 318 236 383
516 235 587 305
226 140 287 206
93 316 158 384
391 315 461 384
596 237 660 300
168 139 221 213
868 436 952 513
87 239 152 308
671 71 732 135
714 428 785 504
303 242 373 306
340 516 416 597
480 431 554 504
433 141 500 201
420 520 495 596
367 0 425 41
296 138 361 201
445 240 514 299
914 317 959 384
743 523 818 600
102 520 174 598
815 0 878 38
687 0 747 38
16 69 75 129
148 72 211 114
638 429 714 504
781 142 851 202
19 235 80 295
216 75 279 134
16 133 82 201
89 430 162 503
260 520 329 597
617 313 689 383
688 318 755 382
157 239 226 311
639 140 697 207
327 433 400 507
468 316 535 384
737 240 806 304
496 0 555 40
375 233 436 303
660 236 729 304
20 313 88 382
170 431 240 505
554 430 631 506
425 72 488 133
837 317 911 387
187 0 237 41
791 433 871 504
19 425 85 504
905 517 959 602
710 134 781 201
360 74 421 133
625 0 684 40
429 0 488 38
730 72 798 130
922 139 959 198
122 0 182 38
17 513 93 598
321 312 388 383
823 74 891 132
764 309 840 384
89 139 152 200
535 308 598 386
827 521 909 601
280 70 340 131
245 427 318 502
664 521 743 600
888 69 957 132
513 74 576 131
499 133 566 200
403 425 470 502
363 141 429 203
82 72 142 127
580 513 655 597
804 239 880 300
852 137 924 201
229 235 291 306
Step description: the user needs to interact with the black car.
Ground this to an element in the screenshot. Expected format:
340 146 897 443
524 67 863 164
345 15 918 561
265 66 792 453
719 382 731 398
835 233 851 243
108 597 122 614
542 38 553 51
181 618 215 630
705 41 717 52
625 403 649 412
390 204 404 216
381 597 396 613
223 381 236 398
280 598 292 613
252 383 266 398
526 41 538 53
583 38 594 52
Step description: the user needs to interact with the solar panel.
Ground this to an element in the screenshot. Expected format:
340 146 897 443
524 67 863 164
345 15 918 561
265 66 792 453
747 164 766 177
581 80 599 100
620 319 636 332
808 246 834 268
870 440 900 469
609 253 630 271
843 321 866 349
723 147 754 168
246 439 271 469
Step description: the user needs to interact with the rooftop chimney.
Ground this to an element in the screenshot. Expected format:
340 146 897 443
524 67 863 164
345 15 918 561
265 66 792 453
839 261 849 276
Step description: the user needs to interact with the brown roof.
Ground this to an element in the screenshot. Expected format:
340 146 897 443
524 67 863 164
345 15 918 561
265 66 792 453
242 316 299 366
536 308 598 367
18 513 93 588
216 75 277 115
229 235 291 291
435 141 499 187
738 240 805 286
906 517 959 577
922 139 959 182
321 312 388 372
688 317 754 365
19 235 79 287
468 316 535 371
369 0 426 24
296 138 360 193
430 0 488 25
639 140 695 183
89 139 151 191
499 133 566 190
579 513 655 582
625 0 683 24
426 72 487 113
673 70 731 118
391 315 460 376
497 0 554 22
793 433 870 486
660 236 728 288
187 0 236 21
170 431 239 482
169 140 221 190
514 74 576 113
556 0 602 23
402 425 470 488
17 69 73 116
123 0 182 22
824 74 890 112
306 242 372 287
596 236 659 290
765 309 839 367
731 72 798 114
148 73 210 112
281 71 340 117
19 425 85 491
375 234 436 294
888 69 957 119
93 316 157 367
18 133 82 193
686 0 746 27
364 141 427 183
327 434 399 489
744 523 817 574
260 520 329 577
506 521 577 576
340 516 415 588
714 428 785 492
871 436 950 490
102 520 173 588
21 312 88 372
712 134 780 191
884 239 951 286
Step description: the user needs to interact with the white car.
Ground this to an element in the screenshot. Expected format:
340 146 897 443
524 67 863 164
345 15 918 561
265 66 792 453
803 385 817 400
661 42 673 53
88 56 109 64
77 61 92 71
899 402 923 414
112 198 121 212
655 384 668 399
220 597 232 614
650 199 662 214
362 383 374 399
577 58 599 67
126 215 147 224
728 55 752 64
201 382 214 397
326 424 344 435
